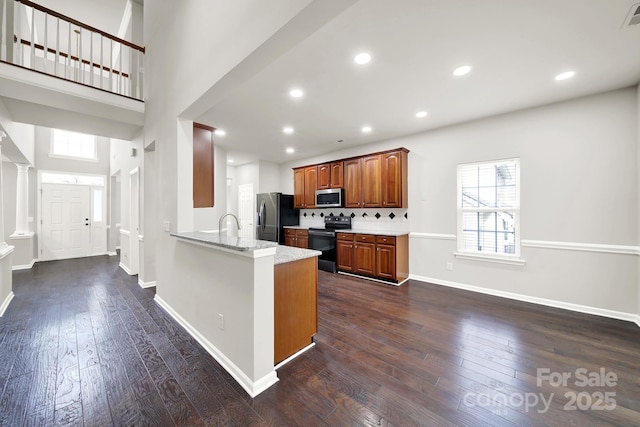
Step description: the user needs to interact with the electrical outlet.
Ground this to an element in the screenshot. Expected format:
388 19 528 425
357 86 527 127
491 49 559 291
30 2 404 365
218 313 224 330
446 262 453 271
163 221 171 232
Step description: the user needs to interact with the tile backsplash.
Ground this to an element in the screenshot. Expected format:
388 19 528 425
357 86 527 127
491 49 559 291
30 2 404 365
299 208 409 232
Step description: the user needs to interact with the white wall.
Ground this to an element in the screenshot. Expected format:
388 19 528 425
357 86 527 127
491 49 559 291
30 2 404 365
144 0 327 394
110 134 143 274
281 87 639 318
637 82 640 321
258 161 280 193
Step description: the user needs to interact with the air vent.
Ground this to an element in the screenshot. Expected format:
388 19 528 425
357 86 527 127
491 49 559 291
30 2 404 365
623 3 640 27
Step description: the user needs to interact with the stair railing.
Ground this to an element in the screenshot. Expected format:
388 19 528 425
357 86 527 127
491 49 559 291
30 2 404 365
0 0 144 100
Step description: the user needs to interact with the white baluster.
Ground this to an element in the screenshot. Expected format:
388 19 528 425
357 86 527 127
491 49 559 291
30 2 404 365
89 31 93 86
118 40 122 95
99 34 103 89
43 12 48 73
29 5 34 68
67 21 71 79
109 38 113 91
55 17 59 76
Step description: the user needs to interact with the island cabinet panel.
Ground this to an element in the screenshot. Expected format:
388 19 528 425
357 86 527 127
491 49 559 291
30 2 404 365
353 234 376 276
274 257 318 364
293 168 305 208
317 163 331 189
336 233 354 272
381 150 408 208
362 154 382 207
344 158 363 208
330 161 344 188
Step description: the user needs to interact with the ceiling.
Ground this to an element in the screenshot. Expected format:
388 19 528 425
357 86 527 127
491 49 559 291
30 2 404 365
196 0 640 166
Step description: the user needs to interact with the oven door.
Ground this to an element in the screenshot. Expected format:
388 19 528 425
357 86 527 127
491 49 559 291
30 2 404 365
308 229 336 273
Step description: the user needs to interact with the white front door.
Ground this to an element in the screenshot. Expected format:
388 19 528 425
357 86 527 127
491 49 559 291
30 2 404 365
238 183 254 239
41 183 91 260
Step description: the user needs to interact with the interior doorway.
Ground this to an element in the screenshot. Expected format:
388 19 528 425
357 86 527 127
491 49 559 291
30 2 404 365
238 183 254 239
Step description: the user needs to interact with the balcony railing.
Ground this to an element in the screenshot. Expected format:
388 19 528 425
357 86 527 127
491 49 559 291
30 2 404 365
0 0 144 100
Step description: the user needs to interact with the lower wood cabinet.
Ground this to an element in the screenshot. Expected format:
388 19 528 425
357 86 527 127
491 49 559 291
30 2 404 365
337 232 408 283
284 228 309 248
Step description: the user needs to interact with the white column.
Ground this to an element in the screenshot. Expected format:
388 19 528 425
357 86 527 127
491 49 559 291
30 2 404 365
0 144 8 251
14 163 29 234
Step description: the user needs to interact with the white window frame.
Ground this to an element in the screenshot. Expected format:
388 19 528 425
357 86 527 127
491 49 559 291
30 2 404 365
455 158 525 266
49 129 98 162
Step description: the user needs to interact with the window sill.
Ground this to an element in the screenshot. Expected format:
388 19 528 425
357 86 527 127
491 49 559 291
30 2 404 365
48 154 98 163
454 252 526 266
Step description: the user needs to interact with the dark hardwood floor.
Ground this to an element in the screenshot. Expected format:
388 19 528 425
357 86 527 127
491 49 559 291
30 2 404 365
1 255 639 426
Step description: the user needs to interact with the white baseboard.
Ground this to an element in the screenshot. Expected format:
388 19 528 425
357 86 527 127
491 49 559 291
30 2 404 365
119 262 132 275
12 258 36 270
0 292 14 317
410 274 640 328
107 251 118 256
138 280 156 289
153 294 278 397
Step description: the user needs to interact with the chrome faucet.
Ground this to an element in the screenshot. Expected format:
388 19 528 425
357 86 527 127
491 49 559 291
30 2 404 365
218 213 242 235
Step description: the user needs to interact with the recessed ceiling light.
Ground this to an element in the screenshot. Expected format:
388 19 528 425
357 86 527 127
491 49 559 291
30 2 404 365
289 88 304 98
452 65 472 77
283 126 294 134
228 159 234 163
361 126 372 133
214 129 226 136
415 111 428 118
354 52 371 65
286 147 295 154
555 71 575 81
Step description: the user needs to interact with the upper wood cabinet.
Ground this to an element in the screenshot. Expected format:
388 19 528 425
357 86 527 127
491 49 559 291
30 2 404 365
304 166 317 208
293 147 409 209
318 161 344 190
193 123 215 208
362 154 382 207
381 150 408 208
317 163 331 189
293 166 317 209
330 161 344 188
344 158 363 208
293 168 305 208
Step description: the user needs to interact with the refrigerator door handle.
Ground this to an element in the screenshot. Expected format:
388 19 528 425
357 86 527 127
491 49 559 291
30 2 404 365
261 201 267 231
258 200 266 231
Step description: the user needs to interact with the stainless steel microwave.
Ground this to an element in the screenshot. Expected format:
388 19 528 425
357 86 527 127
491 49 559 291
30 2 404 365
315 188 343 208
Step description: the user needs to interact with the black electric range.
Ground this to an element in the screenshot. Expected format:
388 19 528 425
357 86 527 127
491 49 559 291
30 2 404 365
308 216 351 273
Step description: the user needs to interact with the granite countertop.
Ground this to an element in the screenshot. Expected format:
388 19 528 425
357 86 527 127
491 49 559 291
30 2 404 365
283 225 309 230
171 231 278 252
274 245 321 265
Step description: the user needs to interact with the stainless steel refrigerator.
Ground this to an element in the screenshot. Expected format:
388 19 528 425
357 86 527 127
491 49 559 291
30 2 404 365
255 193 299 243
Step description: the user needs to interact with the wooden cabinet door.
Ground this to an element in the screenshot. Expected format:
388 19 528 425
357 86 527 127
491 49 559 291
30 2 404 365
330 161 344 188
317 164 331 189
336 240 354 272
362 154 382 207
293 168 305 208
354 242 376 276
296 236 308 249
376 243 396 280
284 235 296 247
381 151 405 208
295 230 309 249
344 158 362 208
193 123 215 208
304 166 317 208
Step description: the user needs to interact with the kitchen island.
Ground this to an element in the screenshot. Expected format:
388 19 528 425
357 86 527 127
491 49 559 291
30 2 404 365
158 231 319 397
